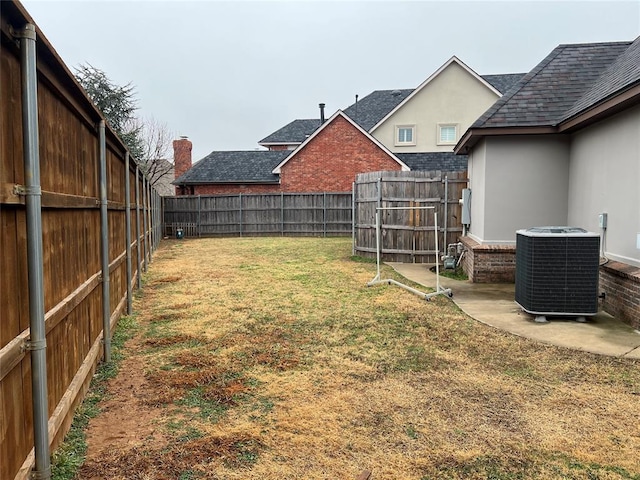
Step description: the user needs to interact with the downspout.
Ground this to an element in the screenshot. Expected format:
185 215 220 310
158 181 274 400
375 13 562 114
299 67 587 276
99 120 111 362
20 23 52 480
124 152 132 314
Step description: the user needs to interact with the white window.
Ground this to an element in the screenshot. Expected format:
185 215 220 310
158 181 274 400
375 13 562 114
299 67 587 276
438 124 458 145
395 125 416 146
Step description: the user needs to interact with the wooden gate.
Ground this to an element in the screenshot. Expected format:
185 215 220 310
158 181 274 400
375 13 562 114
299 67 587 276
353 170 467 263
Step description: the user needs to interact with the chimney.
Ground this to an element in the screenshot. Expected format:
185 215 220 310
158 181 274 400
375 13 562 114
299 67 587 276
173 136 192 181
319 103 325 124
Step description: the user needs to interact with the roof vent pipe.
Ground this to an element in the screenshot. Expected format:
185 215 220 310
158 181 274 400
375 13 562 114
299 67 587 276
319 103 325 124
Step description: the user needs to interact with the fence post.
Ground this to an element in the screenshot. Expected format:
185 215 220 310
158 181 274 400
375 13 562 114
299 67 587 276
197 195 201 237
323 192 327 237
281 192 284 236
135 166 142 288
20 23 51 480
98 121 111 363
146 181 152 259
239 193 243 237
125 152 132 314
352 182 356 256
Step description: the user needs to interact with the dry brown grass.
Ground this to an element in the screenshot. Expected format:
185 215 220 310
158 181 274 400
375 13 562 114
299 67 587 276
79 237 640 480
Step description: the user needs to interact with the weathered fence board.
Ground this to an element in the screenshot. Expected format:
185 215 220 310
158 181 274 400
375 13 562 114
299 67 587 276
164 192 354 237
1 4 161 479
354 170 467 263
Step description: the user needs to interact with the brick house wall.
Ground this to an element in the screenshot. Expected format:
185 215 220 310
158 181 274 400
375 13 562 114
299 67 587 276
279 115 402 192
599 261 640 330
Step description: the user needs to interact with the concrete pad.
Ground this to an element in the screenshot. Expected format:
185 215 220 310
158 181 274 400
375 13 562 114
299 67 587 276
386 262 640 358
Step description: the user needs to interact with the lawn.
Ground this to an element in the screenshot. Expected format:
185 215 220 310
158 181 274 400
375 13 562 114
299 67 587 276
60 237 639 479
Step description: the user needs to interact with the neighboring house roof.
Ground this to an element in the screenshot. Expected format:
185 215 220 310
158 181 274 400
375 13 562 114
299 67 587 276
395 152 468 172
456 38 639 153
173 150 290 185
367 56 504 133
343 89 414 131
480 73 526 95
258 119 321 145
272 110 410 174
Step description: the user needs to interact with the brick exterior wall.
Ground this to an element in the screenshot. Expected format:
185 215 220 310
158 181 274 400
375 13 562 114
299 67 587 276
599 261 640 330
460 236 516 283
193 184 281 195
279 115 402 192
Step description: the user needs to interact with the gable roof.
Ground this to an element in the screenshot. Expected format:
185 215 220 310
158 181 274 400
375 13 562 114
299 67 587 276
455 38 639 153
368 56 504 133
272 110 410 174
258 119 321 145
173 150 290 185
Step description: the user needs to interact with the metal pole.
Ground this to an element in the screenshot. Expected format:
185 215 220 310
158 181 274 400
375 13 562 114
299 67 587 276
444 176 448 253
124 153 132 314
142 176 148 271
135 166 142 288
281 192 284 236
434 211 440 293
98 120 111 363
20 23 51 480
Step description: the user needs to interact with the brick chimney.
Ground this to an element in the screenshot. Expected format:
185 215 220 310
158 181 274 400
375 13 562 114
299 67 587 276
173 136 193 180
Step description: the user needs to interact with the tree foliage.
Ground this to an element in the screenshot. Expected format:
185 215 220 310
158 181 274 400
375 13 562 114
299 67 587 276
74 63 174 190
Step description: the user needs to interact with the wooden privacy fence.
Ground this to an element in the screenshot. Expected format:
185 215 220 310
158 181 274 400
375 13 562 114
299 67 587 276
1 4 161 479
164 192 353 237
353 170 468 263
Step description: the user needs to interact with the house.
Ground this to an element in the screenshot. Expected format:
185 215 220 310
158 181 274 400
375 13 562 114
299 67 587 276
173 57 523 194
173 111 408 194
454 38 640 329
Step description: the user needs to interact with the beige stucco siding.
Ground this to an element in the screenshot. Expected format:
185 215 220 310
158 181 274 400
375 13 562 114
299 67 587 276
372 62 500 152
568 104 640 266
468 136 570 243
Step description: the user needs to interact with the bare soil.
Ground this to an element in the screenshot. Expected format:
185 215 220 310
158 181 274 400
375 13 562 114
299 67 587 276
77 238 640 480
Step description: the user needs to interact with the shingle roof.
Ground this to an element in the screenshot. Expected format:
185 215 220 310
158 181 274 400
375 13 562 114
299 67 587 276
481 73 527 94
472 41 633 129
258 119 321 144
562 36 640 121
343 89 414 131
396 152 468 172
173 151 290 185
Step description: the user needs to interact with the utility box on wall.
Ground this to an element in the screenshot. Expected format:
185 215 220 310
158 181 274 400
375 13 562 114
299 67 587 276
515 227 600 321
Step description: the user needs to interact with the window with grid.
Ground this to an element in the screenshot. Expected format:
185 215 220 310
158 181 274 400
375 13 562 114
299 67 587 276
438 124 457 144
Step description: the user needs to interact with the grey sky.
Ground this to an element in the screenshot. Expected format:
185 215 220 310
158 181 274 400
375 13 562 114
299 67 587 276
20 0 640 163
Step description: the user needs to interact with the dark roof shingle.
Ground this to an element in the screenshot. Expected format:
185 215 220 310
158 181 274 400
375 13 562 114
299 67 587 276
173 151 290 185
396 152 468 172
259 119 321 144
480 73 527 94
472 41 633 129
343 89 413 131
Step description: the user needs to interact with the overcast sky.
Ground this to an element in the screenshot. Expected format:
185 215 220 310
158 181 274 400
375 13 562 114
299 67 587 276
20 0 640 163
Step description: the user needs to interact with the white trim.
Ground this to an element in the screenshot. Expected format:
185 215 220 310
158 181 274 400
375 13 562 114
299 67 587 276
272 110 410 174
395 125 416 146
258 141 302 146
370 56 502 133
